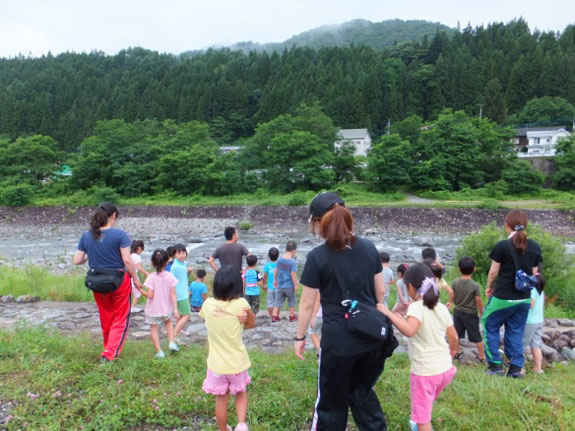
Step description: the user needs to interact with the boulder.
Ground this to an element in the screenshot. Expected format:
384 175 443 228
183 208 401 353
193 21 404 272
545 330 561 341
0 295 14 303
558 334 571 344
541 344 557 359
541 333 552 345
561 347 575 361
15 295 40 303
570 339 575 348
546 319 559 328
557 319 575 327
414 236 434 247
553 339 568 351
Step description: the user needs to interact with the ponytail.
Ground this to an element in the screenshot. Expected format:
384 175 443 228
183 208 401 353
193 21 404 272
504 210 528 254
316 204 356 251
90 202 118 239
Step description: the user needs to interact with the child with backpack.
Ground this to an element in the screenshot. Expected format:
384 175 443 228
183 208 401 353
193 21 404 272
378 263 458 431
201 266 256 431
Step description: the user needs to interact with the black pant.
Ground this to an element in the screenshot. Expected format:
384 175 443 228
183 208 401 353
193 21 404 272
311 344 387 431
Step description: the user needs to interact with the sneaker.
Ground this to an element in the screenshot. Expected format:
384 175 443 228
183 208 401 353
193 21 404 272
408 419 418 431
130 307 142 313
168 342 180 352
289 315 298 322
235 423 249 431
506 364 523 379
486 363 505 376
271 316 281 322
155 351 166 359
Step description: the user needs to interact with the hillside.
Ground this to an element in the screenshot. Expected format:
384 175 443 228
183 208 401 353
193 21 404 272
185 18 455 55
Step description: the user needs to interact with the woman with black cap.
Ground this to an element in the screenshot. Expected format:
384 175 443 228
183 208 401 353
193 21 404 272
482 210 542 378
73 202 142 362
294 192 389 431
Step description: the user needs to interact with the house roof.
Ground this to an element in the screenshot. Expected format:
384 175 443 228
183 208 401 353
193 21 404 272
337 128 370 140
514 126 568 136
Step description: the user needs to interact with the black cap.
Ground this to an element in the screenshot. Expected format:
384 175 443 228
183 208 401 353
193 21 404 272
309 192 345 218
403 263 434 289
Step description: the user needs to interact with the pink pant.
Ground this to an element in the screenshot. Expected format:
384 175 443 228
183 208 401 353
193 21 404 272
410 366 457 424
202 369 251 395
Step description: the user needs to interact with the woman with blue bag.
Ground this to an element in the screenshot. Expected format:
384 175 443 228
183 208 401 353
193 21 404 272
482 210 542 378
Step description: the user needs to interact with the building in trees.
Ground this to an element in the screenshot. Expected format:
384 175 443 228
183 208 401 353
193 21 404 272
513 126 572 157
334 128 372 157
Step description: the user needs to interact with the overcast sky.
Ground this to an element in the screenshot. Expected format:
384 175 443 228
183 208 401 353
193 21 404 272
1 0 574 57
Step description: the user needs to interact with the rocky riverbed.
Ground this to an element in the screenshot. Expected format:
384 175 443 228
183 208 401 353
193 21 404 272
0 205 574 273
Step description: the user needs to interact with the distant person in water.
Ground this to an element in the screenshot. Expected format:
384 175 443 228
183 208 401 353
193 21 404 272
209 227 249 274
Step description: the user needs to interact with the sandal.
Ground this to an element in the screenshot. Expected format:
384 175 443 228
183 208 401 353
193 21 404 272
454 352 464 360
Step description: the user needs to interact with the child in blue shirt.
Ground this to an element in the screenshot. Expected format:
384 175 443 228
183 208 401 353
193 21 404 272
273 241 298 322
243 254 263 314
189 269 208 312
262 247 279 319
170 243 193 338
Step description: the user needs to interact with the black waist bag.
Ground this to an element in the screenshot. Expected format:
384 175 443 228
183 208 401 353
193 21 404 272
85 269 126 293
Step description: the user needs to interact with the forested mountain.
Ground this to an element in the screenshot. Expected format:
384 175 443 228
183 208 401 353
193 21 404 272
1 19 575 153
198 19 455 54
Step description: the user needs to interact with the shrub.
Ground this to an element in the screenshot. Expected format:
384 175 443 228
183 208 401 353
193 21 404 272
1 185 34 206
88 186 121 205
452 223 575 310
238 220 252 231
288 193 307 206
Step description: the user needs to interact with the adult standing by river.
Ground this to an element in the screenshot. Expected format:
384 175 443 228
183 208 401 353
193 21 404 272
208 226 249 273
73 203 142 362
294 192 388 431
482 210 542 378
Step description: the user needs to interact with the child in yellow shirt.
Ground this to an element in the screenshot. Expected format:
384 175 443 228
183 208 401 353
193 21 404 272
200 266 256 431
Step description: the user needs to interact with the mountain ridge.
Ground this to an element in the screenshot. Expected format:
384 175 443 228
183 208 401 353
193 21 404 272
183 18 455 56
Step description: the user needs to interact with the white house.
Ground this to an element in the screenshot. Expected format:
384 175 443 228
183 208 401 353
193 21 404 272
514 126 571 158
334 129 372 157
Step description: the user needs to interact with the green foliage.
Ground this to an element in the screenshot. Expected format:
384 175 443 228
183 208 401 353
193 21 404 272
1 184 34 207
518 96 575 125
553 135 575 191
287 193 308 206
501 159 545 194
453 223 575 310
90 186 121 205
238 220 253 231
366 134 411 191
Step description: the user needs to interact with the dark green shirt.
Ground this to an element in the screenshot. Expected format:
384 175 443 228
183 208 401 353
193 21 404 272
452 278 481 314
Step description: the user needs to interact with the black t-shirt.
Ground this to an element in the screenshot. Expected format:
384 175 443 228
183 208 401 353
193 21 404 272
300 236 383 356
489 238 542 300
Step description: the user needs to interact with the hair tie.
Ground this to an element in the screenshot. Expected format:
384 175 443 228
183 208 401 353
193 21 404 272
514 225 525 232
418 277 438 297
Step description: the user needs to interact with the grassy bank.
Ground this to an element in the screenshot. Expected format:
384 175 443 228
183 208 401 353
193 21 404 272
0 328 574 430
26 183 575 209
1 266 574 318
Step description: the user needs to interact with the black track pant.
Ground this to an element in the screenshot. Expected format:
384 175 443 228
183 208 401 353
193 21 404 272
311 344 387 431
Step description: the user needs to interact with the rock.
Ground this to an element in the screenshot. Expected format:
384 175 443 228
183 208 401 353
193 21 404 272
73 312 92 319
58 322 76 330
132 331 149 339
195 258 209 264
563 329 575 338
546 319 559 328
557 319 575 327
553 340 568 351
552 352 565 363
561 346 575 361
546 330 561 340
558 334 571 343
570 339 575 348
0 295 14 303
541 344 557 359
541 333 552 345
414 236 434 247
186 323 205 334
15 295 39 303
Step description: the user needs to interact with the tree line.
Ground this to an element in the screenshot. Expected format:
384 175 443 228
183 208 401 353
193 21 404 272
1 19 575 154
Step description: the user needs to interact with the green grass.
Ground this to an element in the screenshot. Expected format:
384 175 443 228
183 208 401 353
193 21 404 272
0 266 93 302
0 328 574 430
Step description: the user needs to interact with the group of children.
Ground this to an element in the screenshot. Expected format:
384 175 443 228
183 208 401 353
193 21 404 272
128 238 545 431
379 246 546 431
